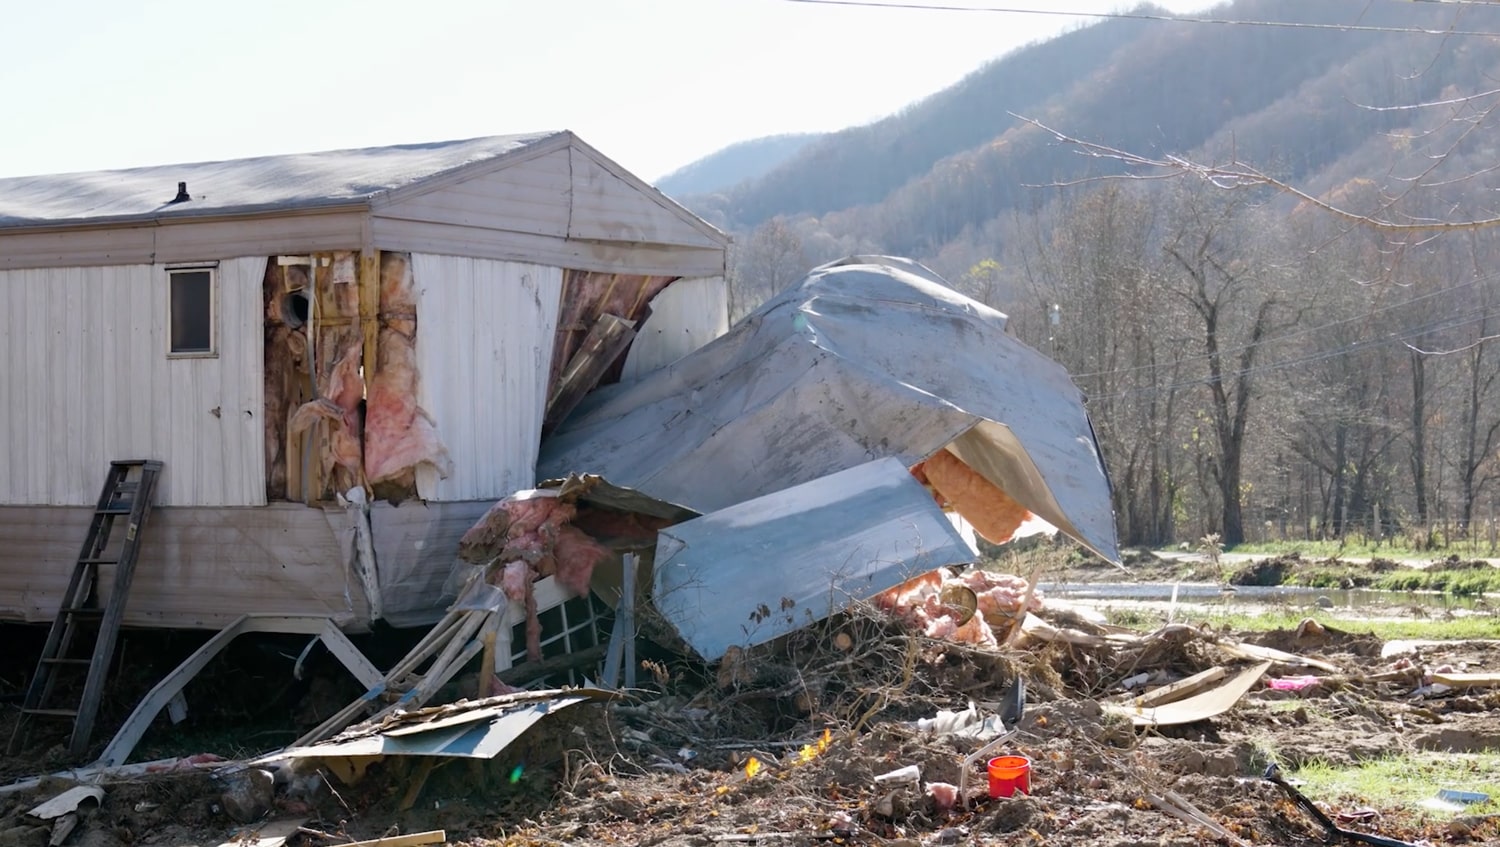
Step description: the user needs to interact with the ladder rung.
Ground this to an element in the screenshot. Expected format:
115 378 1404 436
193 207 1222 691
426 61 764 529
96 507 133 515
63 607 105 619
79 558 118 565
21 708 79 718
41 657 92 666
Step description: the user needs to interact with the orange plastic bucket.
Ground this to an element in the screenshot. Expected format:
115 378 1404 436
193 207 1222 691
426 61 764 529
987 755 1031 798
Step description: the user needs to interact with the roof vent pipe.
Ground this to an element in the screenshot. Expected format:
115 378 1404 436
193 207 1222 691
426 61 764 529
169 181 190 204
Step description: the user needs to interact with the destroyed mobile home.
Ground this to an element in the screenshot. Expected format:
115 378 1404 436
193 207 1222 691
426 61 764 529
0 130 730 632
5 225 1498 845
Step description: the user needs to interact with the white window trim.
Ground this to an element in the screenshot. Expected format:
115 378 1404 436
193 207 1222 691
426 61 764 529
166 264 219 359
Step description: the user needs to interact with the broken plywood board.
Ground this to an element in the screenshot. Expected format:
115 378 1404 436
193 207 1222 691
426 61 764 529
1430 671 1500 689
1107 662 1271 727
1220 640 1340 674
342 831 445 847
213 817 307 847
1131 667 1228 709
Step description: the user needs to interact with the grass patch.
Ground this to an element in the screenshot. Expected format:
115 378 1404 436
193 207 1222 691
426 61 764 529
1102 607 1500 641
1229 539 1436 558
1371 568 1500 596
1294 751 1500 815
1229 537 1500 561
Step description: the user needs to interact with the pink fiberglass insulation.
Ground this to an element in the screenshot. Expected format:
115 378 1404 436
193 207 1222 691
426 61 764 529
458 494 578 566
553 525 611 597
364 327 454 483
500 560 530 601
959 568 1044 619
458 493 613 662
523 574 542 662
915 450 1033 545
873 568 1041 648
288 342 365 478
379 253 418 325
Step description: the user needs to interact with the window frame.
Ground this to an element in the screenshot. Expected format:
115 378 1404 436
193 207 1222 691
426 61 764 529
165 263 219 358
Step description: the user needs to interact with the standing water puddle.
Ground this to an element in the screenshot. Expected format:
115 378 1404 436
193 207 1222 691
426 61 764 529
1040 582 1491 619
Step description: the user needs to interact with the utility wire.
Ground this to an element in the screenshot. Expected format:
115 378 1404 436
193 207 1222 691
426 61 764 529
781 0 1500 37
1067 274 1496 380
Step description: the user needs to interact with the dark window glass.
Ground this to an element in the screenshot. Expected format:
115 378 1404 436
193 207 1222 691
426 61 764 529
170 270 213 353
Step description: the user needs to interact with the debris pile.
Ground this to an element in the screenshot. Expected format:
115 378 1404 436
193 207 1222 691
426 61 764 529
4 580 1500 846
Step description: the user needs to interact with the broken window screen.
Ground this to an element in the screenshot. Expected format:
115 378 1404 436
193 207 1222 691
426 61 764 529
508 593 610 687
169 268 214 354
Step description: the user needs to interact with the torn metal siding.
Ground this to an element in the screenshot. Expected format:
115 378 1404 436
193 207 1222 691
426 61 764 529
0 258 266 507
652 458 975 662
0 503 364 629
412 255 565 503
541 256 1120 562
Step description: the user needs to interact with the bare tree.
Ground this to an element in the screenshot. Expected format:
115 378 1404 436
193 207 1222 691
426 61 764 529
728 217 809 320
1161 191 1296 546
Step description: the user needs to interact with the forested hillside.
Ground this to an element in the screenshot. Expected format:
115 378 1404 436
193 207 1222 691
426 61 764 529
684 0 1500 552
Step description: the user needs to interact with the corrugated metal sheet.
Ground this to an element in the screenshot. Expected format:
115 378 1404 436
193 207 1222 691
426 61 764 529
652 458 975 662
0 257 266 506
411 254 564 502
621 276 729 381
541 256 1120 563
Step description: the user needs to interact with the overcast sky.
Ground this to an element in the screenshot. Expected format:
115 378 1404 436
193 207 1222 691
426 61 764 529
1 0 1220 182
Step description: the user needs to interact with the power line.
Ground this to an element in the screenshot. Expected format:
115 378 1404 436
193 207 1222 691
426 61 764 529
1068 275 1495 381
781 0 1500 37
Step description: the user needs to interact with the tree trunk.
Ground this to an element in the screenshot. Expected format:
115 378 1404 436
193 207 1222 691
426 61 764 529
1409 349 1429 529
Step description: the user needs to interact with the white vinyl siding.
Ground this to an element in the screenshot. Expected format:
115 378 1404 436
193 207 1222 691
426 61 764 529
621 276 729 381
0 258 267 506
565 147 723 249
411 254 564 502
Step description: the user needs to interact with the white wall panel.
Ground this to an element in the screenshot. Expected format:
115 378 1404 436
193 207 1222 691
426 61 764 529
621 276 729 381
412 254 563 502
0 258 267 506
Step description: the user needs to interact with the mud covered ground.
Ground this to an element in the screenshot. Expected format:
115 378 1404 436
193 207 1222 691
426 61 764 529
2 600 1498 847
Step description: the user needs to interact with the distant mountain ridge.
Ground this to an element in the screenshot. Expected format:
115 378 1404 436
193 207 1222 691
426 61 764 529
672 0 1500 268
655 133 824 199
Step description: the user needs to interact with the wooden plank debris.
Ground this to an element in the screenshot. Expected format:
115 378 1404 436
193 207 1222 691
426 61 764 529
1430 671 1500 689
1219 640 1340 674
342 830 446 847
1131 667 1227 708
1107 662 1271 727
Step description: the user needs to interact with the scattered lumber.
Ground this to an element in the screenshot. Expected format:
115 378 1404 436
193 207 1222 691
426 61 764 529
1131 667 1227 708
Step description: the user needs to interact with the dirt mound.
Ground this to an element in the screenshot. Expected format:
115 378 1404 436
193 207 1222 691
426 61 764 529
1428 556 1495 572
1249 622 1386 659
1228 554 1301 586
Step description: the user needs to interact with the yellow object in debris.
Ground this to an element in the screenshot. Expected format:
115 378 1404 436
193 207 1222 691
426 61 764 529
798 728 834 764
745 757 762 779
